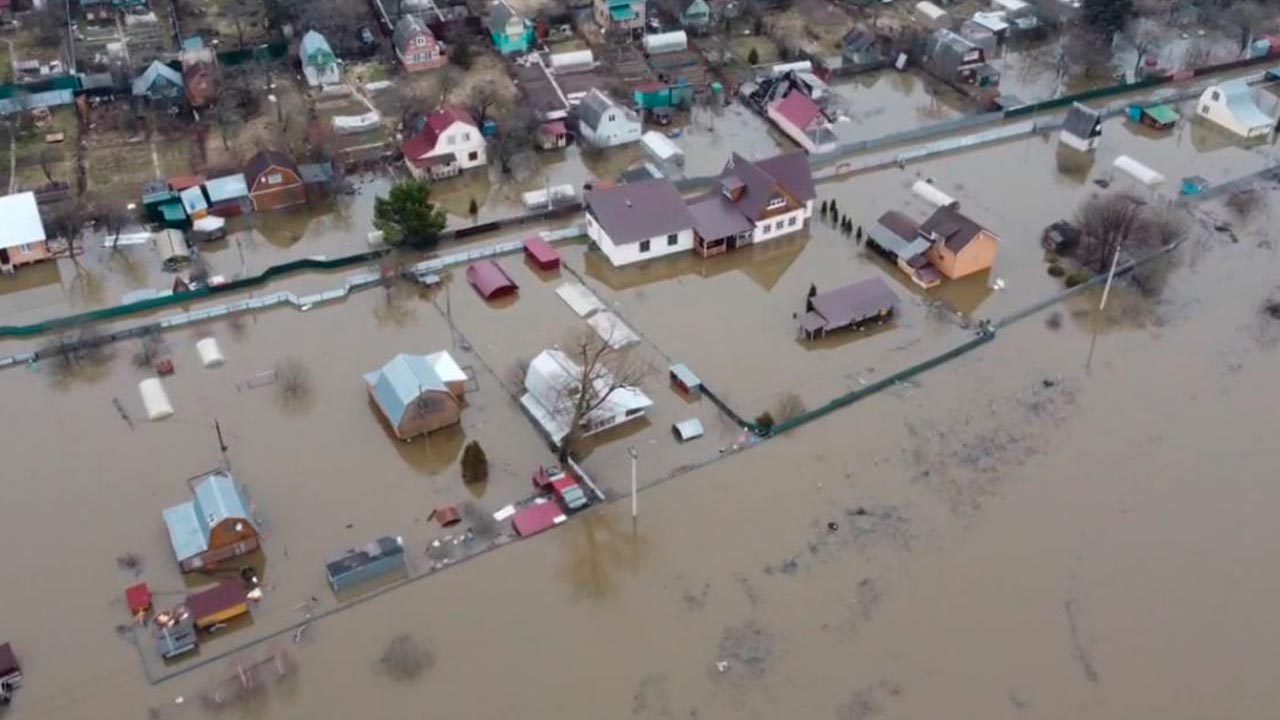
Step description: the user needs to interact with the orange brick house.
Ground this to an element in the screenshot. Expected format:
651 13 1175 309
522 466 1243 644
918 206 1000 279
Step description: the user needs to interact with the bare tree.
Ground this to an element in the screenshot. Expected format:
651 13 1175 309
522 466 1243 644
1180 40 1212 71
378 635 433 682
1226 188 1262 219
40 324 111 377
276 356 313 407
491 107 538 175
131 327 169 368
1074 193 1189 295
1124 18 1160 75
466 80 503 125
437 67 463 109
1223 0 1270 54
31 0 67 45
773 392 806 423
545 327 650 461
1062 25 1115 80
45 201 89 273
98 202 133 250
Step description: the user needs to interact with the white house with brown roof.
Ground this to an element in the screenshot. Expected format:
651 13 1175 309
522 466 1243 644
0 191 51 273
584 179 696 267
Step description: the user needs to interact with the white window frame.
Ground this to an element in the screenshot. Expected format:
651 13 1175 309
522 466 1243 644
266 172 283 185
17 243 33 253
766 196 786 210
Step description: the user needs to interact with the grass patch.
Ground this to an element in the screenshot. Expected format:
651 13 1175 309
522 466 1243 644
730 36 779 65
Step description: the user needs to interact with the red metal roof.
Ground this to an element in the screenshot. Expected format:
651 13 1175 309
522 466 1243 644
539 120 567 136
185 580 247 621
400 106 475 159
0 642 19 678
773 90 823 130
465 260 518 299
126 583 153 615
512 501 566 537
523 236 560 270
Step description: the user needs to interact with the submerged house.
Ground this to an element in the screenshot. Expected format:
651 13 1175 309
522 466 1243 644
1059 102 1102 152
1196 80 1274 138
766 89 837 154
687 151 815 257
868 206 1000 288
585 179 696 267
400 107 486 179
520 348 653 443
162 470 260 572
300 30 341 87
0 191 51 274
840 28 890 72
925 29 999 88
244 150 306 211
394 15 448 72
326 536 406 592
488 0 534 55
800 277 899 339
364 351 467 440
576 89 642 148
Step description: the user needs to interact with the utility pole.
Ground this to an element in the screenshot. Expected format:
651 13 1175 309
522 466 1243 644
1086 245 1123 373
628 446 638 519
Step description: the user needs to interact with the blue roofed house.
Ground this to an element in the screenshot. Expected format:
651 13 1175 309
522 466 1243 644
162 470 261 572
300 30 341 87
1196 79 1275 138
132 60 184 103
364 351 468 440
488 0 534 55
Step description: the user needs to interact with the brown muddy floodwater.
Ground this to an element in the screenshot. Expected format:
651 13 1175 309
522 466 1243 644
2 106 1280 720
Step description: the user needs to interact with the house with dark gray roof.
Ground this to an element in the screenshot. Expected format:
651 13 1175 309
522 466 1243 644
1060 102 1102 151
924 29 999 88
866 205 1000 288
690 152 816 255
394 15 447 73
576 89 641 148
585 179 697 266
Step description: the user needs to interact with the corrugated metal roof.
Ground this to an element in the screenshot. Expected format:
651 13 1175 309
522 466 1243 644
362 353 452 427
132 60 182 97
163 471 252 563
808 277 899 331
466 259 518 298
204 173 249 203
186 580 247 621
521 349 652 442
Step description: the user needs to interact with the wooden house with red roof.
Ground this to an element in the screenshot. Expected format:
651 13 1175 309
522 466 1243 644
243 150 305 212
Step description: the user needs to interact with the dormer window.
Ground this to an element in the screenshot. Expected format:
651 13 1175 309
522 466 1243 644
766 195 785 210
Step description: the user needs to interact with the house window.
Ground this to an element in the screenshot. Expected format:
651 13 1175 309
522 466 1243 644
1210 90 1220 102
639 239 651 253
1200 104 1209 114
761 222 770 233
463 132 471 142
17 243 33 253
766 196 785 210
416 36 426 47
667 233 678 246
266 173 282 185
468 151 478 161
788 216 797 227
447 135 457 146
607 113 616 122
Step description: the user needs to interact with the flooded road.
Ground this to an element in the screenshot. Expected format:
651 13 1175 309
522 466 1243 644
3 86 1280 720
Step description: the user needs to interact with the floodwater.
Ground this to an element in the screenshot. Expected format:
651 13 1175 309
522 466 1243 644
3 94 1280 720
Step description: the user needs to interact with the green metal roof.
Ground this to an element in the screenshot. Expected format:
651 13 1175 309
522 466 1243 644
1144 104 1180 125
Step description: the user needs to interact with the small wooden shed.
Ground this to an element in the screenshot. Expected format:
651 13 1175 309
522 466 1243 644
186 580 250 629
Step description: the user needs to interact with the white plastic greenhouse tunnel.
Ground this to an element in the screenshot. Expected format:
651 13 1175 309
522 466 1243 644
138 378 174 420
196 337 225 368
